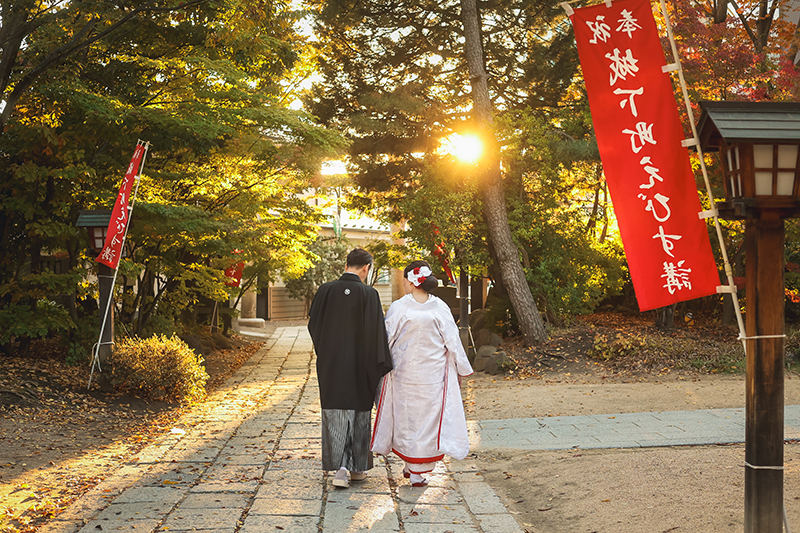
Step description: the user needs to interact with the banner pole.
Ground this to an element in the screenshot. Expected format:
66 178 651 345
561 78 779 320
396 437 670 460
657 0 747 350
88 141 151 389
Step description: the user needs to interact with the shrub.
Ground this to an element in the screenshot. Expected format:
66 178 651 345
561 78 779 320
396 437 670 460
111 335 209 403
483 295 520 337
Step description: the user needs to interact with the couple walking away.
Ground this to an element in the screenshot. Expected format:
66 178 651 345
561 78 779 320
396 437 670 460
307 248 474 489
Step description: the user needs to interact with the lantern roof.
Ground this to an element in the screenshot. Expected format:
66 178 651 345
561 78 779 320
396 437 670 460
76 209 112 228
697 100 800 150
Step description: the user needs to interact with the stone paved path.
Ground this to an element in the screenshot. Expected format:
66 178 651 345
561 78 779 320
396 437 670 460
469 405 800 451
41 326 521 533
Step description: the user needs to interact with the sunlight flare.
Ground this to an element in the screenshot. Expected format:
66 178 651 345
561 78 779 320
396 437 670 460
440 133 483 164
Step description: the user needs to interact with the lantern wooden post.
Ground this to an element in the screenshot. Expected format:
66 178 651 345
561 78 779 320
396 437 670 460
744 215 785 532
76 209 115 391
697 100 800 532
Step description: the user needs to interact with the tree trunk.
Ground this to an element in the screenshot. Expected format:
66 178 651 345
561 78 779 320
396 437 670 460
460 0 547 346
654 304 676 330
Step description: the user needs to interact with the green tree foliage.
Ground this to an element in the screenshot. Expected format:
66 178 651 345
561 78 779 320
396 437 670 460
284 235 349 314
304 0 629 324
305 0 579 202
500 106 626 320
0 0 346 354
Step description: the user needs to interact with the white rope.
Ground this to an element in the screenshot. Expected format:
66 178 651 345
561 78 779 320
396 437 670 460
745 462 784 471
738 334 786 341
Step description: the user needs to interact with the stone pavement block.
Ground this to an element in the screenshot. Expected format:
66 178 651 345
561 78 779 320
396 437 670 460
52 491 119 521
201 463 264 484
404 524 479 533
274 448 321 461
177 492 250 509
189 480 260 493
191 421 240 436
159 507 243 530
288 413 322 424
257 480 322 500
247 413 291 426
235 420 270 438
413 472 456 490
323 493 398 531
267 396 303 408
158 529 234 533
476 513 525 532
589 439 645 449
262 468 322 484
114 486 186 506
249 497 321 516
345 472 391 494
35 520 83 533
282 423 321 440
93 502 173 521
136 462 205 486
396 485 464 505
78 519 162 533
159 441 226 463
223 436 278 453
131 444 173 464
277 437 320 450
398 502 472 524
258 405 295 415
216 452 271 465
458 482 507 515
268 457 321 470
239 515 319 533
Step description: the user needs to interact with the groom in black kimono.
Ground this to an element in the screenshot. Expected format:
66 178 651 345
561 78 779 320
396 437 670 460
307 248 393 489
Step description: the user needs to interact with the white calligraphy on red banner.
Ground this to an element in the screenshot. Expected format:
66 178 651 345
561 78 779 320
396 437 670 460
570 0 719 311
97 143 146 269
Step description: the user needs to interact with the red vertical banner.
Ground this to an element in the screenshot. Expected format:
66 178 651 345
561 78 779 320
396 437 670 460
97 143 146 269
224 251 245 287
570 0 719 311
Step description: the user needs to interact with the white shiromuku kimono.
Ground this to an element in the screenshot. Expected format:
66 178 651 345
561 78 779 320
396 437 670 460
371 293 474 473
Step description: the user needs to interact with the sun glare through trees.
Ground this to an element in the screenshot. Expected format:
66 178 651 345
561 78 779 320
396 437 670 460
440 133 484 164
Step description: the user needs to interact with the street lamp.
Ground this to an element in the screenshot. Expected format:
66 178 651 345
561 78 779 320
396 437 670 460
697 100 800 533
76 209 114 390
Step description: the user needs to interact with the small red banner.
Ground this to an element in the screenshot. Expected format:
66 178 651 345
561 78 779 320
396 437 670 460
570 0 719 311
97 143 146 269
225 262 245 287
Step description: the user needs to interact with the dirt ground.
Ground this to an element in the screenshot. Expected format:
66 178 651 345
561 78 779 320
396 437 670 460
0 333 264 533
2 315 800 532
463 343 800 532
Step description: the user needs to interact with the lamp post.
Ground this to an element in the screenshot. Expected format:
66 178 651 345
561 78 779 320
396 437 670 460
76 209 114 391
698 101 800 532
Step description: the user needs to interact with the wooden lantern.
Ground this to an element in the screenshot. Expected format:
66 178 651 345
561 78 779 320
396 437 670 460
698 100 800 533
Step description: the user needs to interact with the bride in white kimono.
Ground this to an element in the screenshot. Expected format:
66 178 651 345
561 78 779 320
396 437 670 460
371 260 474 487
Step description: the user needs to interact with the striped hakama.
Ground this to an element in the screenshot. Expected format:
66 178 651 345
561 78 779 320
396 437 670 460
321 409 374 472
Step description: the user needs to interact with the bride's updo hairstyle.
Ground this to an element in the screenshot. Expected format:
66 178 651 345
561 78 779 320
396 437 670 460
404 260 439 294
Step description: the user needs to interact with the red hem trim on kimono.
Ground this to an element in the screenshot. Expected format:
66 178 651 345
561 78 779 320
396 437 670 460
370 376 388 449
392 448 444 464
407 466 434 474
